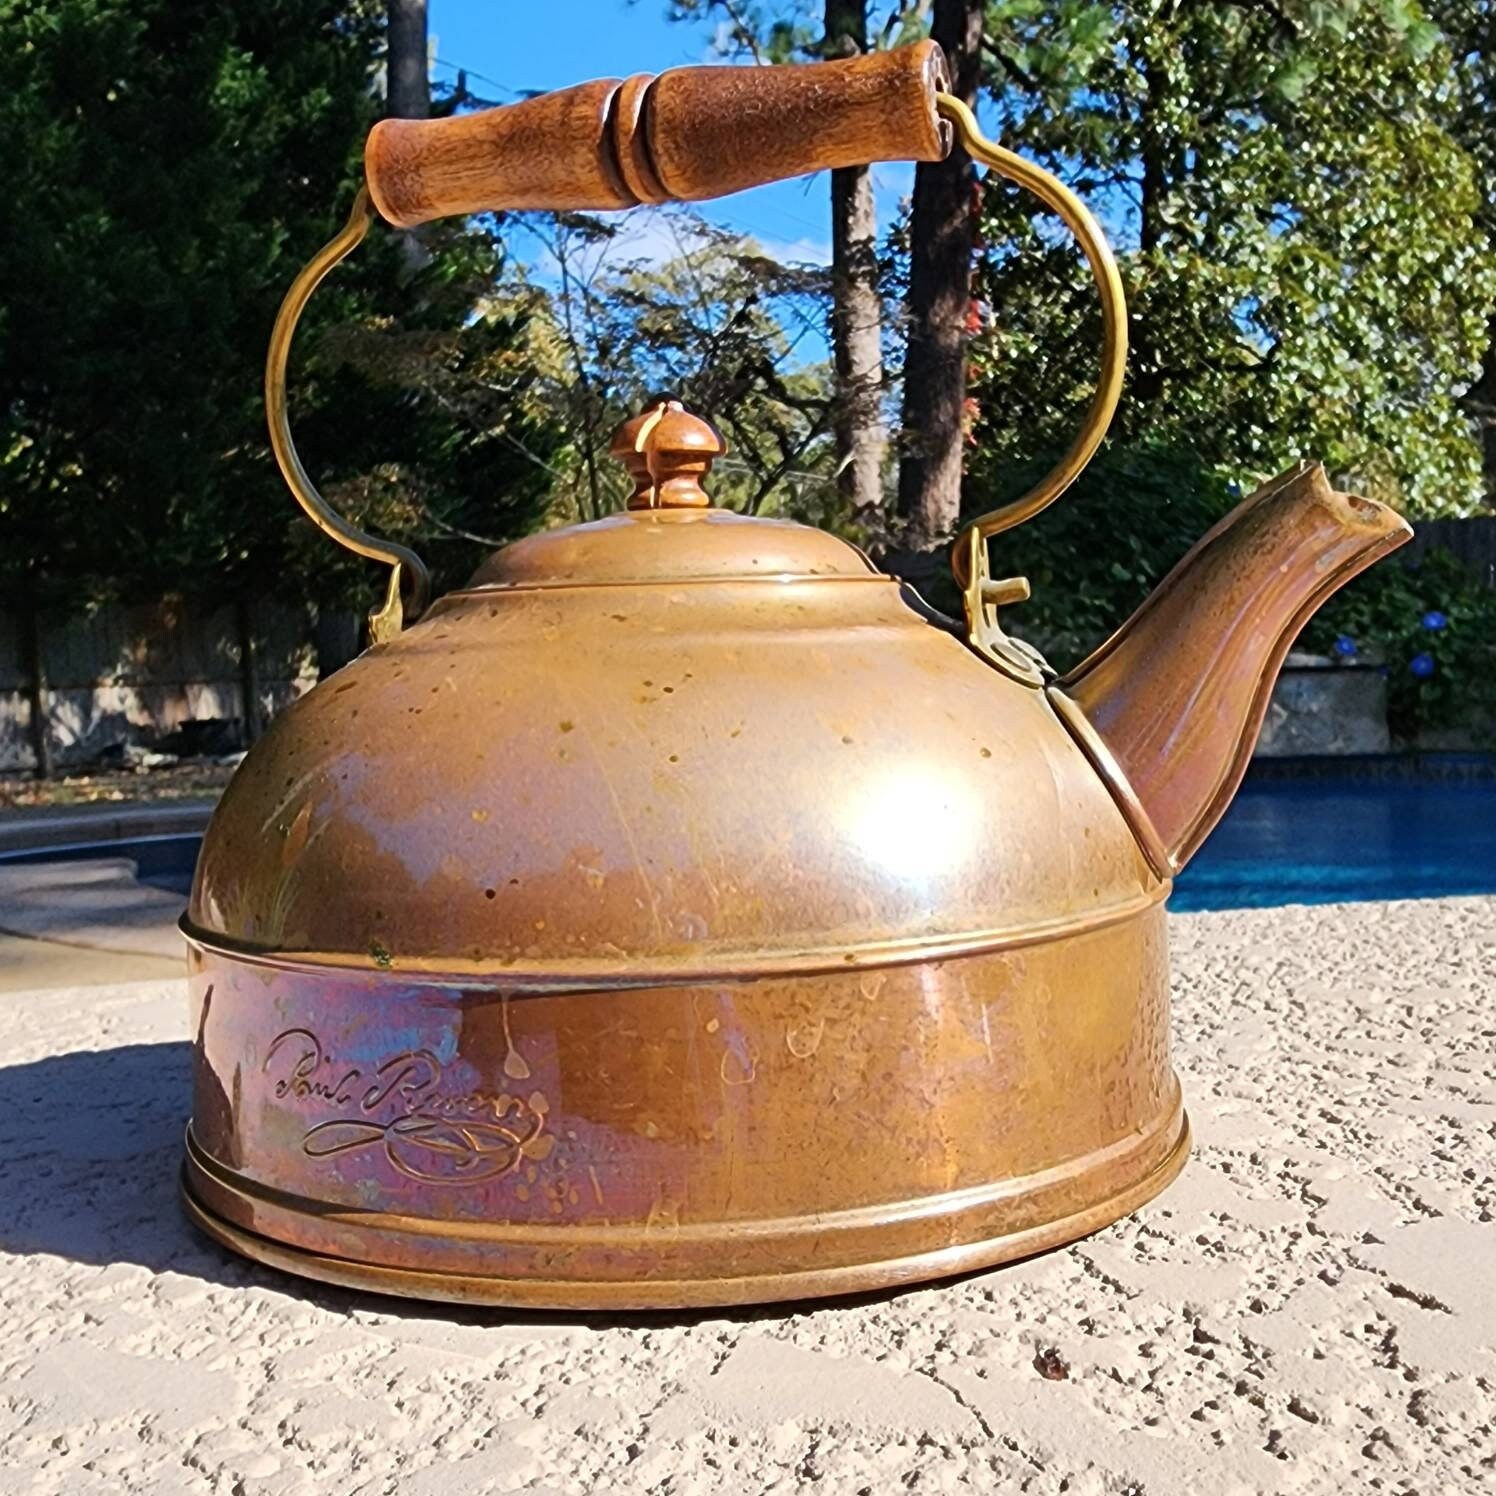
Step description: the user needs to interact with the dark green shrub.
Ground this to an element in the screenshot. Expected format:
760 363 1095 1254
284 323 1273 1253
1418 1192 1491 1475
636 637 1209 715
1304 546 1496 745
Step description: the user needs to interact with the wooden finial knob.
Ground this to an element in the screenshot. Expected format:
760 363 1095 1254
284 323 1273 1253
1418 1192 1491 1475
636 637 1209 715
609 401 726 510
608 407 660 508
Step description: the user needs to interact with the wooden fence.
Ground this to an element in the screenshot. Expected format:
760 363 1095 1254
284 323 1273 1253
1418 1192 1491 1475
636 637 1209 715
1407 515 1496 585
0 598 359 775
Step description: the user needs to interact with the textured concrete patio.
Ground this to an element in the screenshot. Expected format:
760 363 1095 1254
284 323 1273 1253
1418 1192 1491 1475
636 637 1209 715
0 893 1491 1494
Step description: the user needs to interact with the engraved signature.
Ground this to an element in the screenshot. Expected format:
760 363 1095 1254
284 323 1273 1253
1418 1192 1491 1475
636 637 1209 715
263 1028 552 1185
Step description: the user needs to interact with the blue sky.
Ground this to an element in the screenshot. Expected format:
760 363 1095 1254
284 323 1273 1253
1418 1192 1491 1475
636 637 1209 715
427 1 919 268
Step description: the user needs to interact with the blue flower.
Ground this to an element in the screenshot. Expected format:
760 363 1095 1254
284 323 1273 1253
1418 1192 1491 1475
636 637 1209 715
1333 635 1358 659
1410 652 1436 679
1422 610 1448 632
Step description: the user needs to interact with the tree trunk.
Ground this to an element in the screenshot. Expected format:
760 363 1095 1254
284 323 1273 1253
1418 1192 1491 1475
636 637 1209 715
387 0 430 119
896 0 983 547
825 1 886 521
20 572 52 781
387 0 430 271
235 597 262 747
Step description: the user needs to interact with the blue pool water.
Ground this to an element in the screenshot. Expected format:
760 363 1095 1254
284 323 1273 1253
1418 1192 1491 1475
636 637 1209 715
1172 776 1496 911
1 832 202 897
4 774 1495 914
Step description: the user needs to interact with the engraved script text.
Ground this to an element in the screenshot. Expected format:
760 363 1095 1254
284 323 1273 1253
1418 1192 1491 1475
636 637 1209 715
263 1028 551 1185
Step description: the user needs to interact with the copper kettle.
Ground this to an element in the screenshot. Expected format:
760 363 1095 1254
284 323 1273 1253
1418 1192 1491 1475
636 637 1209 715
180 43 1410 1308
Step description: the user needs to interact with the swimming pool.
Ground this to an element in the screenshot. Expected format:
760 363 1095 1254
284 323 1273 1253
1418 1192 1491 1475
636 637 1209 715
1172 773 1496 911
5 770 1495 914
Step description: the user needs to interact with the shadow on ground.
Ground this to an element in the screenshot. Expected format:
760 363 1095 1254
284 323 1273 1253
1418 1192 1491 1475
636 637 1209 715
0 1040 970 1329
0 1041 228 1277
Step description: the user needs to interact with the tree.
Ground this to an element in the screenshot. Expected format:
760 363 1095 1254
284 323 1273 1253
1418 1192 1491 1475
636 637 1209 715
0 0 384 610
894 0 983 547
291 220 566 595
386 0 429 119
668 1 924 522
969 0 1494 519
297 0 564 600
506 208 840 523
0 0 561 623
1428 0 1496 504
826 0 889 522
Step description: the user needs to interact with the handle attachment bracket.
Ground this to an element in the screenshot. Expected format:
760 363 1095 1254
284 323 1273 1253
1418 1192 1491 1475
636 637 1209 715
959 529 1055 686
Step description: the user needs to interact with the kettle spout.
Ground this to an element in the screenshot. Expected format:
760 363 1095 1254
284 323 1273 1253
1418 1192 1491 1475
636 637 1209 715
1056 463 1412 874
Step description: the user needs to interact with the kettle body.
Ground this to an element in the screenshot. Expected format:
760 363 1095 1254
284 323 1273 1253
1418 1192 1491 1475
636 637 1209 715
184 507 1184 1307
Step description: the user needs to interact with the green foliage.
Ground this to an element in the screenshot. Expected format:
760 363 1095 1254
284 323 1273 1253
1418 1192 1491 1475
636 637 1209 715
0 2 360 604
972 444 1496 745
0 0 561 614
292 221 564 600
1305 546 1496 741
666 1 927 61
972 0 1496 516
1428 0 1496 228
956 0 1496 734
0 0 378 604
1426 0 1496 498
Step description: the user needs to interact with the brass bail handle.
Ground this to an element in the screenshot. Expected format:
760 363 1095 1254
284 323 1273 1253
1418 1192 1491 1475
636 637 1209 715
264 43 1122 641
265 187 430 644
937 94 1127 593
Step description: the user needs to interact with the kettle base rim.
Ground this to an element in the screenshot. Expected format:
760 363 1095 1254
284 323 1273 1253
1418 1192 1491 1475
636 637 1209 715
179 1111 1191 1311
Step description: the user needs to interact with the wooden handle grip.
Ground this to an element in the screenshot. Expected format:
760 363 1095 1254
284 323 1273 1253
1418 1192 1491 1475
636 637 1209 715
365 42 952 229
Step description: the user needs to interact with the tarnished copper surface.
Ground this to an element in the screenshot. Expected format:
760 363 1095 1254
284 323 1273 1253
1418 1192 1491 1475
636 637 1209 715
185 426 1412 1309
182 440 1409 1306
1064 464 1412 870
182 910 1186 1308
